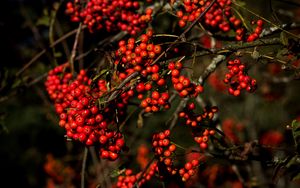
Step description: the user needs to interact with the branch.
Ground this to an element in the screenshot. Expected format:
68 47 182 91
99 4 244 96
198 55 226 85
167 97 189 130
70 23 83 76
232 2 300 40
260 22 300 37
151 0 217 65
16 25 87 77
81 147 88 188
105 72 139 103
133 157 156 188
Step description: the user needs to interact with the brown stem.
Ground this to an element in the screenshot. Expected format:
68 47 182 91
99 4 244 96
70 23 83 76
16 25 87 77
167 97 189 130
198 55 227 85
81 147 88 188
150 0 218 65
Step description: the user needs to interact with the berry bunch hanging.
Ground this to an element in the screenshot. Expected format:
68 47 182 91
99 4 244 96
223 58 257 96
179 103 218 150
168 61 204 98
176 0 264 41
45 64 129 161
116 162 158 188
65 0 153 34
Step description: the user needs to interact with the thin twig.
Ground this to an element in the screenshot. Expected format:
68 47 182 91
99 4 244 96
55 20 71 58
198 55 226 85
70 23 83 76
151 0 217 65
106 72 139 103
167 98 189 130
232 2 300 39
16 25 87 76
260 22 300 37
133 157 156 188
81 147 88 188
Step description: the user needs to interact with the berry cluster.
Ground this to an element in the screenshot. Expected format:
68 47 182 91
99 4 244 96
176 0 264 41
115 29 161 80
179 159 199 182
45 64 128 160
152 130 201 181
65 0 152 34
152 130 177 173
44 154 75 186
168 61 204 97
114 30 174 113
136 144 150 169
236 19 264 42
223 58 257 96
221 118 244 144
179 103 218 150
116 162 157 188
140 91 170 113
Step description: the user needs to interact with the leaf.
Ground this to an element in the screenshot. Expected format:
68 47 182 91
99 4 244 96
291 120 300 152
251 49 260 60
54 52 62 58
0 113 8 134
285 155 300 181
137 111 144 128
92 69 109 81
276 48 289 59
11 79 22 89
36 16 50 26
280 32 289 46
110 168 125 178
292 170 300 181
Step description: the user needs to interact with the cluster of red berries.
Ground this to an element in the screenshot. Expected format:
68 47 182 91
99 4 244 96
193 129 215 150
152 130 202 181
45 64 128 160
176 0 264 42
177 0 234 30
115 29 174 113
152 130 177 172
221 118 244 144
140 91 171 113
115 29 161 80
44 154 75 186
223 58 257 96
179 103 217 127
234 19 264 41
179 103 218 149
168 61 204 97
116 162 157 188
179 159 200 182
65 0 153 34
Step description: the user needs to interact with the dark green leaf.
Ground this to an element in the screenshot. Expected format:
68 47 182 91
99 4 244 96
280 32 289 46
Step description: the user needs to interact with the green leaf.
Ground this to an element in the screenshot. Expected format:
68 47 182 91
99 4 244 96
110 168 125 178
276 48 289 59
137 111 144 128
292 171 300 181
11 79 22 89
291 120 300 146
54 52 62 58
251 49 260 60
92 69 109 81
36 16 50 26
280 32 289 46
